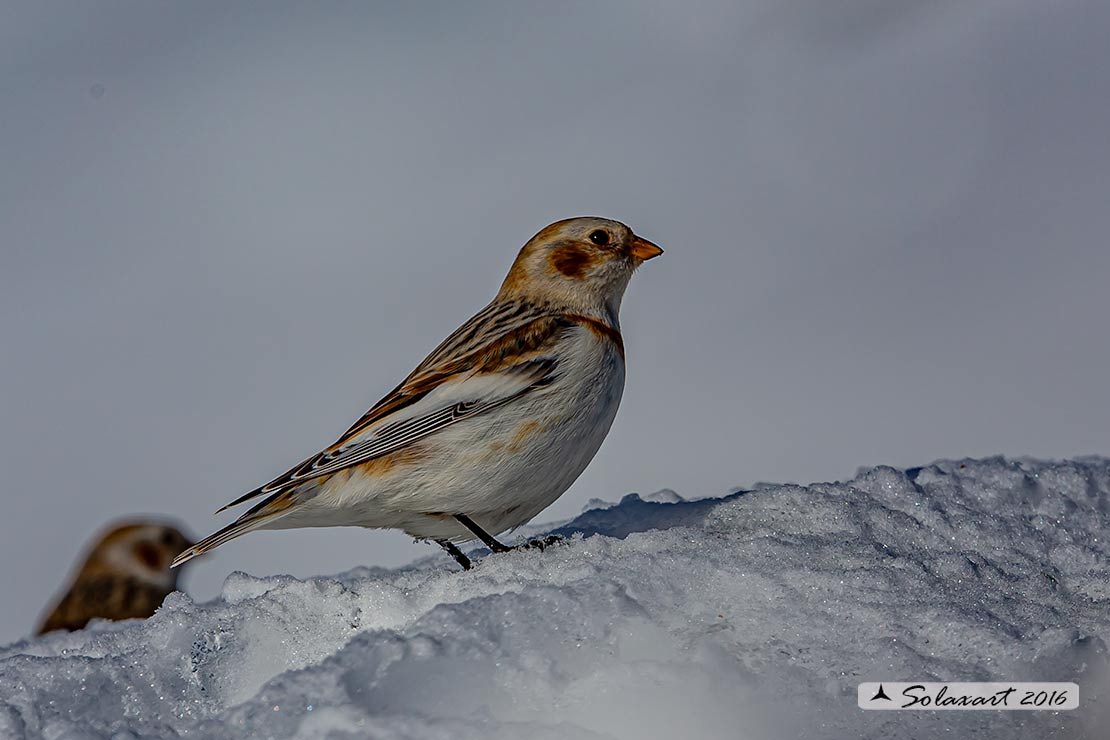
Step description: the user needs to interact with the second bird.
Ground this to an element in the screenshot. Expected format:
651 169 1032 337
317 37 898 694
174 217 662 570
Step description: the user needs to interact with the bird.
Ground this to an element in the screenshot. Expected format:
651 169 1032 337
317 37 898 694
37 521 194 635
173 217 662 570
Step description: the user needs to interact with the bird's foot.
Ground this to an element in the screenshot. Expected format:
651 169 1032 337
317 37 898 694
517 534 565 551
442 516 566 570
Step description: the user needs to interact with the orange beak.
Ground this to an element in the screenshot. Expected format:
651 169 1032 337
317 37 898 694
628 235 664 261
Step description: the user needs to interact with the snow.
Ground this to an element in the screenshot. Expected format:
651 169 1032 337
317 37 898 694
2 457 1108 739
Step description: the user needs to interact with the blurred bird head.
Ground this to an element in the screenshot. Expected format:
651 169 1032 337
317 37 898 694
36 520 195 636
499 217 662 318
78 521 194 590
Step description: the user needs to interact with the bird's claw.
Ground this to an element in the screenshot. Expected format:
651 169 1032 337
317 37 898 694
518 534 565 551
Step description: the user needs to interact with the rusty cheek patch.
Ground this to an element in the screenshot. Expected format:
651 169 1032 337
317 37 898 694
549 245 597 279
133 542 162 570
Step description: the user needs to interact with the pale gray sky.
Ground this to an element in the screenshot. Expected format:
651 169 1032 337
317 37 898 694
3 0 1109 644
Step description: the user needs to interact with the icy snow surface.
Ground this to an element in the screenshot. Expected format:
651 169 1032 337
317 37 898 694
2 457 1108 739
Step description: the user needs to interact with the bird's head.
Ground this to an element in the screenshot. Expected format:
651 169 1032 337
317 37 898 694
498 217 662 319
82 522 195 589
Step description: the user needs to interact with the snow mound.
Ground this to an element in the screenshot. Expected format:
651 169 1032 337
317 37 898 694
2 457 1108 739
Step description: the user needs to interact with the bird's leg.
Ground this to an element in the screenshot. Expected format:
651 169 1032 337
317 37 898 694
436 539 472 570
454 514 566 554
453 514 512 553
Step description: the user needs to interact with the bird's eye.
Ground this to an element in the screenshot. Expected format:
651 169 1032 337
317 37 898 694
589 230 610 246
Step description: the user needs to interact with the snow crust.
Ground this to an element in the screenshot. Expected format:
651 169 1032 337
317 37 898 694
2 457 1108 739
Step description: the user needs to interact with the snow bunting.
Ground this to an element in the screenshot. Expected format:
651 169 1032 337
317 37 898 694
37 521 193 634
174 217 662 570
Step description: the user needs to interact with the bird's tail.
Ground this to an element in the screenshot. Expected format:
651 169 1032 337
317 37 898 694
171 495 296 568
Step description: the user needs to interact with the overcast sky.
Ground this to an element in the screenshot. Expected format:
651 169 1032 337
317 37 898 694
3 0 1109 644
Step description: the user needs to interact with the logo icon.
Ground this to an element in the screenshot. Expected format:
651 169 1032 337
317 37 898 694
870 684 892 702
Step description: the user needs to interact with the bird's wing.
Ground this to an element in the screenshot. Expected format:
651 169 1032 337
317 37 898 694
216 304 572 512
